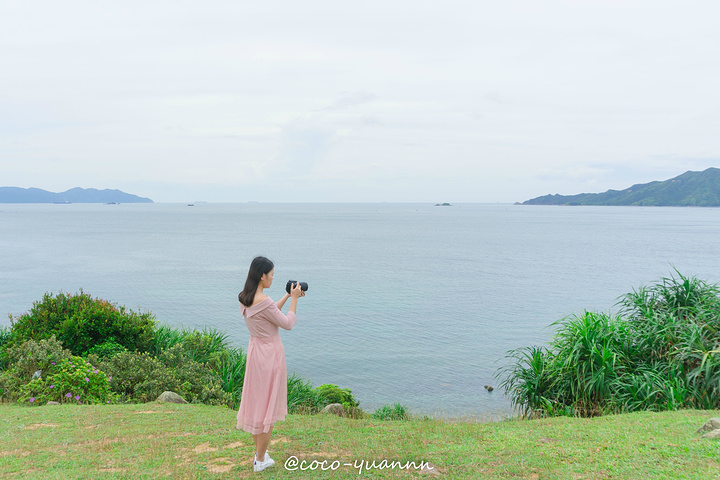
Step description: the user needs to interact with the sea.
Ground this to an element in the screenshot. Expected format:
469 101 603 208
1 203 719 419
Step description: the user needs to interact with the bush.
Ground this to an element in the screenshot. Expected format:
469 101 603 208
0 336 72 401
98 347 231 406
19 356 114 405
0 326 12 369
315 384 360 409
498 273 720 418
86 339 128 359
372 403 409 421
7 291 156 356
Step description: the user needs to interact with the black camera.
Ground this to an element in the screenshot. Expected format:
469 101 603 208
286 280 309 294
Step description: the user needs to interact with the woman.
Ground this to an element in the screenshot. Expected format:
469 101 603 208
236 256 304 472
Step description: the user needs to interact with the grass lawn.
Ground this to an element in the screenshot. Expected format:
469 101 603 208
0 403 718 479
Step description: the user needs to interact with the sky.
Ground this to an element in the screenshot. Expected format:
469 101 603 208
1 0 718 203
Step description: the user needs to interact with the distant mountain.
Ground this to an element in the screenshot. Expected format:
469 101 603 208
0 187 153 204
522 168 720 207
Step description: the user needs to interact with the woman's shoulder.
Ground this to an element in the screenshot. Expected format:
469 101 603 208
250 294 271 307
243 296 274 316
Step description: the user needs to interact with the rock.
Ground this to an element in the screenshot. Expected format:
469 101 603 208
702 429 720 439
46 401 61 406
156 391 187 404
696 418 720 434
484 385 494 392
321 403 345 416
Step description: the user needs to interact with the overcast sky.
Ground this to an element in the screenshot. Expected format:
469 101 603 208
1 0 718 203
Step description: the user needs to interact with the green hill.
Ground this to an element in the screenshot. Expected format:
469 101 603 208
523 168 720 206
0 187 153 203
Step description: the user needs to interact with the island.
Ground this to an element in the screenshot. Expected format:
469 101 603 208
522 168 720 207
0 187 154 204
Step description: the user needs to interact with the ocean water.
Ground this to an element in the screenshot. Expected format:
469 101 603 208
1 203 720 418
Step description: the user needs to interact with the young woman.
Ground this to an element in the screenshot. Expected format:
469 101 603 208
236 256 304 472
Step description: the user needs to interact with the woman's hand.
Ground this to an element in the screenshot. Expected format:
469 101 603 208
290 282 305 299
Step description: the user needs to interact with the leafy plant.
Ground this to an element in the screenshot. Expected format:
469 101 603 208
7 291 156 356
19 356 114 405
0 336 72 401
372 403 409 421
85 339 128 359
98 347 231 406
212 346 246 409
152 325 229 364
315 384 359 409
0 326 12 369
2 335 71 380
287 373 322 414
497 273 720 418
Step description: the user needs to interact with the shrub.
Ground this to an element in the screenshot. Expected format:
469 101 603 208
2 335 71 380
372 403 409 421
0 326 12 369
98 347 231 406
315 384 360 409
8 291 156 356
19 356 114 405
0 336 72 401
86 339 128 359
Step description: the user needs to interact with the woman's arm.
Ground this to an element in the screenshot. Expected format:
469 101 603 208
276 293 291 311
266 283 304 330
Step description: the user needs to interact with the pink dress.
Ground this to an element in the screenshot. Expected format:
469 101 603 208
236 297 297 435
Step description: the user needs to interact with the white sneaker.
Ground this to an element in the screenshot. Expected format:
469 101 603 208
253 452 275 472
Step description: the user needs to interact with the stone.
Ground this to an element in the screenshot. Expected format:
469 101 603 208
702 429 720 439
321 403 345 416
156 391 187 404
46 401 61 406
696 418 720 434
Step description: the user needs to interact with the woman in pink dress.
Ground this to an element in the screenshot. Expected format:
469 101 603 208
236 256 304 472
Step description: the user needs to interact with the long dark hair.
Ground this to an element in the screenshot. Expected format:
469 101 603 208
238 256 274 307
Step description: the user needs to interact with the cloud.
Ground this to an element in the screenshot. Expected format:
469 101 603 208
275 117 337 169
0 0 718 202
321 92 377 111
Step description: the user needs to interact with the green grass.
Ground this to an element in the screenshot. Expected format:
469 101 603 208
1 404 718 479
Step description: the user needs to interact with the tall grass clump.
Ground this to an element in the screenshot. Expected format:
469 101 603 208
287 373 323 414
372 403 410 420
498 272 720 418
